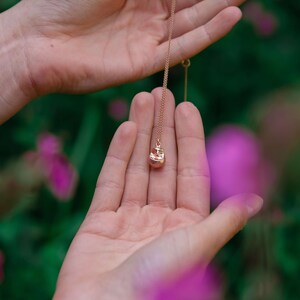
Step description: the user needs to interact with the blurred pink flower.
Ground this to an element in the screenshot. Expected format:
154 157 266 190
43 155 77 200
108 98 129 121
25 133 77 201
244 2 278 37
147 265 222 300
37 133 61 156
0 251 4 283
256 13 278 37
207 126 273 206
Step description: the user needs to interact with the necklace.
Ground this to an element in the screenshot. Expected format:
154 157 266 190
149 0 191 169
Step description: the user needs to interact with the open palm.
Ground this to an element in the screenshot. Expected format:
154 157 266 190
15 0 245 95
54 88 263 300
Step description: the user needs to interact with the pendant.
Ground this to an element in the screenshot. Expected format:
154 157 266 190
149 140 165 169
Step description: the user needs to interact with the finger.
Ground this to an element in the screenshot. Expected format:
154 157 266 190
148 88 177 209
156 7 242 66
171 0 245 40
89 121 137 213
175 102 210 216
122 92 155 207
188 194 263 263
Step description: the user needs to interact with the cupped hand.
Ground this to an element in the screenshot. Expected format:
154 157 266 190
5 0 245 96
54 88 263 300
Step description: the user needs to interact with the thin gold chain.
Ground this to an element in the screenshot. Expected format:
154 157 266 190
156 0 177 143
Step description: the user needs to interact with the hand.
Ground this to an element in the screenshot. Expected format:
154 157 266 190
2 0 245 97
54 88 263 299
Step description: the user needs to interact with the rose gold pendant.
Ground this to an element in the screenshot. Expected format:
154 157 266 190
149 140 165 169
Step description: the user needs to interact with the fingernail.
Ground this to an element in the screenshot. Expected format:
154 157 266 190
245 195 264 218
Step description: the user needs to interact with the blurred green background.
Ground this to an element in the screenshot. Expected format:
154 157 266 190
0 0 300 299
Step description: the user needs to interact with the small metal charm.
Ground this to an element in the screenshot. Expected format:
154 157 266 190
149 140 165 169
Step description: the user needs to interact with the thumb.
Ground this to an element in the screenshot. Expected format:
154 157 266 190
124 194 263 294
187 193 264 263
134 194 263 299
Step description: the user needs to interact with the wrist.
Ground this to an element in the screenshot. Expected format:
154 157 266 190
0 3 39 124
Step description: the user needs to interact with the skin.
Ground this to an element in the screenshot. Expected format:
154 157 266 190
0 0 246 122
0 1 263 298
54 88 263 299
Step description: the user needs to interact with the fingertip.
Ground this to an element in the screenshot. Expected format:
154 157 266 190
219 193 264 221
207 7 243 41
118 121 138 142
151 87 176 128
222 6 243 23
107 121 137 157
175 102 204 139
244 193 264 218
132 92 155 112
151 87 163 95
151 87 175 101
175 101 200 119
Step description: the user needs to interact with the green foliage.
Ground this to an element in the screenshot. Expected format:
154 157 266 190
1 0 300 299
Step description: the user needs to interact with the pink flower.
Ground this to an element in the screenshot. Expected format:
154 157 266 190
37 133 61 156
244 2 278 37
108 98 129 121
147 265 222 300
43 155 77 200
207 126 273 206
25 133 77 201
0 251 4 283
257 13 278 37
